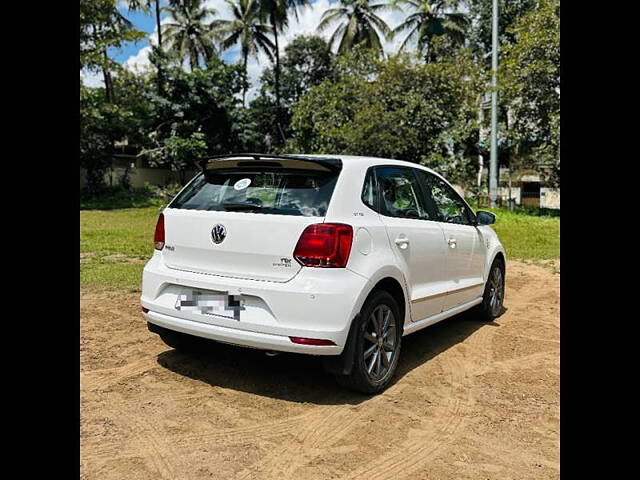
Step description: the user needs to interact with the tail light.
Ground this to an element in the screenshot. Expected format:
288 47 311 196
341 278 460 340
293 223 353 268
154 213 165 250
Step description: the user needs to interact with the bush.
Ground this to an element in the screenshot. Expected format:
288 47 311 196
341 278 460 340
80 185 168 210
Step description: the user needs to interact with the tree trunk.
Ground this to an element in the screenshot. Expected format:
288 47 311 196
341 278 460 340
272 24 286 144
155 0 162 49
154 0 164 94
92 24 114 103
269 12 285 144
271 15 281 110
242 51 248 107
102 48 115 104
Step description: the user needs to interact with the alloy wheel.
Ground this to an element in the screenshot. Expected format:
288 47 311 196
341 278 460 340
363 305 398 382
488 266 504 316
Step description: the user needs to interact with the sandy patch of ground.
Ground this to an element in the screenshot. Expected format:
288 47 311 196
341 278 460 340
80 260 559 480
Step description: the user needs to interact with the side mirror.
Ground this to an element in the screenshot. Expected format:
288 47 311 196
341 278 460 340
476 210 496 225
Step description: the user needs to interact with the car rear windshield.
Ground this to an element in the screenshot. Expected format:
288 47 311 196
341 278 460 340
169 168 339 217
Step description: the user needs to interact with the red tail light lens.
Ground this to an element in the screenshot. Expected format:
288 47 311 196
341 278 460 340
154 213 165 250
293 223 353 268
289 336 336 346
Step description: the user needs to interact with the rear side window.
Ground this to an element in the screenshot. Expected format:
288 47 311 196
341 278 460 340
375 166 431 220
169 169 339 217
361 168 377 210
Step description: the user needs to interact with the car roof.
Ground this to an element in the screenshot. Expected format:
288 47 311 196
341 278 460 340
201 153 443 179
294 154 441 176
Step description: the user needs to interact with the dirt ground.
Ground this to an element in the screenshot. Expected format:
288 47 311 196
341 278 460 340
80 260 559 480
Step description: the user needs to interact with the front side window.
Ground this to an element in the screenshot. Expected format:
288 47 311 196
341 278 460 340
417 171 473 225
375 166 430 220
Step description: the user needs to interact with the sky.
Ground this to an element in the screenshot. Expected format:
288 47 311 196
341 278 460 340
81 0 410 101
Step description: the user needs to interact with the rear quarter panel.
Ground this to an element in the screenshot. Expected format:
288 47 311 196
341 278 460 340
325 162 412 326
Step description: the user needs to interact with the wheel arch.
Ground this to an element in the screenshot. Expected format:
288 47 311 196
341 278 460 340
355 266 410 327
485 248 507 281
367 277 407 332
323 268 409 376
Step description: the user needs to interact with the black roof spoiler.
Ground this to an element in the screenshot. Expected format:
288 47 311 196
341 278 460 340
198 153 342 172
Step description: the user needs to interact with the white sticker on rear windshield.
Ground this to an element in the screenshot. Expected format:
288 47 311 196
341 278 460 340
233 178 252 190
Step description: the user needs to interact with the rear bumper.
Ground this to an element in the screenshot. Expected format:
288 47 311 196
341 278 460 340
141 252 371 355
145 310 342 354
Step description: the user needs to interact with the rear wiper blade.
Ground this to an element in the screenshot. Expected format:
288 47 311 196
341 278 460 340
222 202 263 211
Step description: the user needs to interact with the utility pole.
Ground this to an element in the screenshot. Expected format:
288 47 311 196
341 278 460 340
489 0 499 207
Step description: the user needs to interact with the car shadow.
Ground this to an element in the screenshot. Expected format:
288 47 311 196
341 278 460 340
155 308 505 406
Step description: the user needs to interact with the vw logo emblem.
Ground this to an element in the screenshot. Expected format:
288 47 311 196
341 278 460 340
211 224 227 244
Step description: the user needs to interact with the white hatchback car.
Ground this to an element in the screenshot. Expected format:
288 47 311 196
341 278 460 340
142 154 506 393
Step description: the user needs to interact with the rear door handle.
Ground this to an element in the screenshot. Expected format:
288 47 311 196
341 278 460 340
394 237 410 249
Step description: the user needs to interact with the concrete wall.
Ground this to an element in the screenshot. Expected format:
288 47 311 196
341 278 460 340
540 188 560 209
80 167 199 189
455 184 560 210
497 186 521 205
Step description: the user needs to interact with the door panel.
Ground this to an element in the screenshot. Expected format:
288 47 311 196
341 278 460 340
415 170 486 310
374 166 449 321
381 217 449 320
439 223 484 309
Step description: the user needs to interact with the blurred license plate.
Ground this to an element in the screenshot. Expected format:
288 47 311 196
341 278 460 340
175 290 245 321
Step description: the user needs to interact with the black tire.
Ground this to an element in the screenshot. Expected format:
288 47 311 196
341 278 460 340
476 257 506 322
335 290 402 394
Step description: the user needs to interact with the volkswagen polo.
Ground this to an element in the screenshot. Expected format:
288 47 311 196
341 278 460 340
141 154 506 393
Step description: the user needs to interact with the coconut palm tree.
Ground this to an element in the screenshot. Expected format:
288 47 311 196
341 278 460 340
125 1 166 92
94 2 143 103
317 0 392 57
390 0 469 61
215 0 275 106
162 0 218 70
124 1 161 46
259 0 310 112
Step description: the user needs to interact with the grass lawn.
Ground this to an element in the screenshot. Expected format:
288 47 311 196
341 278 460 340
80 206 559 294
80 207 163 293
483 207 560 262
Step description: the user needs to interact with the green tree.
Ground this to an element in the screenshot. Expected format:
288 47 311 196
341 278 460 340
289 47 485 185
142 132 209 184
252 35 334 146
215 0 275 106
124 1 167 91
80 77 153 192
143 54 245 180
262 35 334 105
80 0 145 101
501 0 560 186
467 0 537 61
80 85 114 192
162 0 219 70
260 0 311 113
391 0 468 62
317 0 392 57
